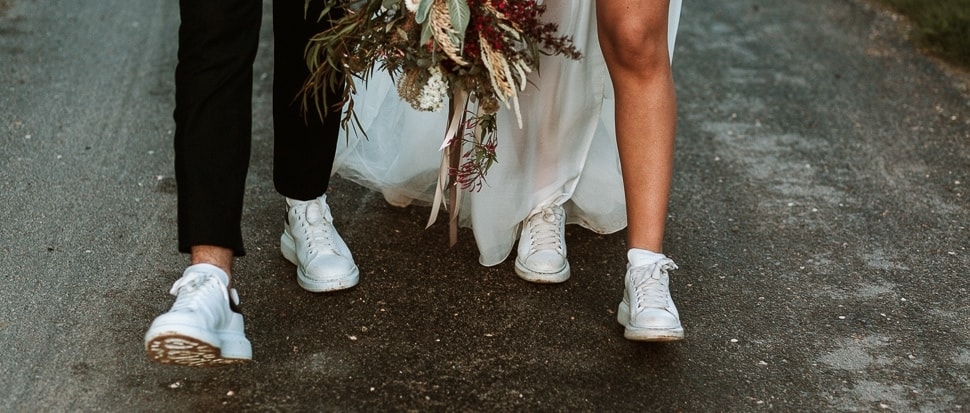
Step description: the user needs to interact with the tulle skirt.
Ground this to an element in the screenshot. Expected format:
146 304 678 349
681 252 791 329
333 1 682 266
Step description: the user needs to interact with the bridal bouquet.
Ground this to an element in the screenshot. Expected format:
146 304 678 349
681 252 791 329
302 0 580 241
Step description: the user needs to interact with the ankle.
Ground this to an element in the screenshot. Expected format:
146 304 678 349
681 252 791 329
190 245 234 282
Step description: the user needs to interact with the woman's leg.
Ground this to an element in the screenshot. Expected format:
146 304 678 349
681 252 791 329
597 0 684 341
596 1 676 254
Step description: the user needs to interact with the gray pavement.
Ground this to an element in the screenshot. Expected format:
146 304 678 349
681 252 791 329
1 0 967 411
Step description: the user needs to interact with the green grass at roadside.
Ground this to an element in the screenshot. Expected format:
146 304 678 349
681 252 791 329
876 0 970 69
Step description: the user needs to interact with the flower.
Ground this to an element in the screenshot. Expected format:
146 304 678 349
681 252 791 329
302 0 581 188
404 0 420 13
416 66 448 111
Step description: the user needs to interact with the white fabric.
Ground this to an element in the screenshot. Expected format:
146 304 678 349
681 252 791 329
333 1 682 266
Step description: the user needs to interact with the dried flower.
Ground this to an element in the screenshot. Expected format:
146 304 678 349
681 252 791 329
303 0 581 188
416 66 448 111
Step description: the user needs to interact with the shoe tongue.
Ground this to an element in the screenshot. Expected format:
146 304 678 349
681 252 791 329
185 263 229 285
305 201 324 223
541 211 557 223
628 248 666 267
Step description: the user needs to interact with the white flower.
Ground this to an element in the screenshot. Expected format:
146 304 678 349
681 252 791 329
417 66 448 112
404 0 420 13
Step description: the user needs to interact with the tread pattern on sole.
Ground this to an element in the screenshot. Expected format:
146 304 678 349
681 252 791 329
146 334 249 367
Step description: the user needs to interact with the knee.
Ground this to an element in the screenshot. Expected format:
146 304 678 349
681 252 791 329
600 23 669 73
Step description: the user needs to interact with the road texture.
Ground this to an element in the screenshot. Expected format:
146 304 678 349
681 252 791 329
0 0 967 411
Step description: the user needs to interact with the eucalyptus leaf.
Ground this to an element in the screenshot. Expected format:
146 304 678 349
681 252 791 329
415 0 434 24
446 0 470 52
420 19 433 45
447 0 470 37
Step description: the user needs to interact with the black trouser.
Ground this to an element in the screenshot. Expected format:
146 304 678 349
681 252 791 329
173 0 342 256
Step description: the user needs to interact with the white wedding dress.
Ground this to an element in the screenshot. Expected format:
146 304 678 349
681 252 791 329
332 1 682 266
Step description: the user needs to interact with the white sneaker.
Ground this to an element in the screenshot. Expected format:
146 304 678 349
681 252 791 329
144 264 253 366
281 195 359 292
514 203 569 283
616 253 685 341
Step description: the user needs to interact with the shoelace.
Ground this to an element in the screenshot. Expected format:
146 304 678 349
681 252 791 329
526 205 564 253
629 261 673 310
168 272 217 312
300 201 339 255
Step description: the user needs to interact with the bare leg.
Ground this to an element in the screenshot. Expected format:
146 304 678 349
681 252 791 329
190 245 234 284
596 1 676 254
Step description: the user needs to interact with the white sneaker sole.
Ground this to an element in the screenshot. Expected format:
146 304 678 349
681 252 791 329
144 326 252 367
616 301 685 342
280 233 359 292
514 259 570 283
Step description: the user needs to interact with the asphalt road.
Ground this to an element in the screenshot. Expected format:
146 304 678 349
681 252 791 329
1 0 967 411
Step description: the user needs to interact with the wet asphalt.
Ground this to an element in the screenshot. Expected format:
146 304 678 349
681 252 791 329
0 0 967 411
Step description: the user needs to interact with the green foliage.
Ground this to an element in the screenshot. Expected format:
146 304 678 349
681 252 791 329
877 0 970 69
